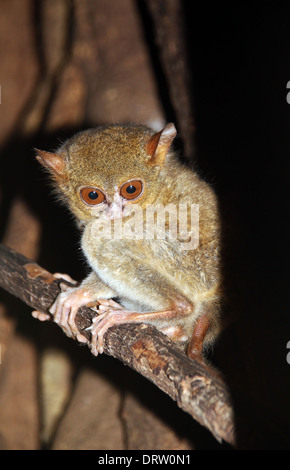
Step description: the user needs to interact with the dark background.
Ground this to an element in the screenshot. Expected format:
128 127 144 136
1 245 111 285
0 0 289 449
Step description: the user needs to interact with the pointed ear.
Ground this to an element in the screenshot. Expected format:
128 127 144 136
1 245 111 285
35 149 66 175
146 123 177 166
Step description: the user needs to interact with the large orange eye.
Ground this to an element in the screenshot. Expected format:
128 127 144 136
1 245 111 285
120 180 143 201
80 187 106 205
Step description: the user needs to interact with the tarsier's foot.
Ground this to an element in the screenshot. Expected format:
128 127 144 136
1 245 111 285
86 305 137 355
32 273 78 322
32 273 96 343
86 301 179 356
50 285 97 343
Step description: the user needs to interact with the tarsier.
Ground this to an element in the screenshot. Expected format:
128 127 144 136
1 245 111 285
33 123 222 360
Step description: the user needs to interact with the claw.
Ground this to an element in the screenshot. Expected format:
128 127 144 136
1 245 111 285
53 273 78 285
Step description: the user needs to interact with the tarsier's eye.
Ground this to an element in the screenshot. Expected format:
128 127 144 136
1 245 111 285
80 187 106 205
120 180 143 201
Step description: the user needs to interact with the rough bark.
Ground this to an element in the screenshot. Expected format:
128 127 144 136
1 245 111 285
0 243 235 446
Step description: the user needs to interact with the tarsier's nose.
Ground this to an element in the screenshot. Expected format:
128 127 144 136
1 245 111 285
107 192 124 219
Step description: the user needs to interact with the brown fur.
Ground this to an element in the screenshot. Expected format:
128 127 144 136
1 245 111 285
36 123 222 357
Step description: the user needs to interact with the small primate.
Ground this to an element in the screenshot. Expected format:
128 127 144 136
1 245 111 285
33 123 222 360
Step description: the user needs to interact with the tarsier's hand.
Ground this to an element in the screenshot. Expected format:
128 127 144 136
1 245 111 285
32 273 122 348
32 273 92 343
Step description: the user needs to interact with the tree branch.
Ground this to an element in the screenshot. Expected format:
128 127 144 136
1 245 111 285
0 243 235 446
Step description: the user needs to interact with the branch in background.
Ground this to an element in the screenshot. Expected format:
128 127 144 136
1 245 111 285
0 243 235 446
145 0 196 161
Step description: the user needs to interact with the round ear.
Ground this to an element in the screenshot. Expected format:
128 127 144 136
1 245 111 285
145 123 177 166
35 149 66 175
